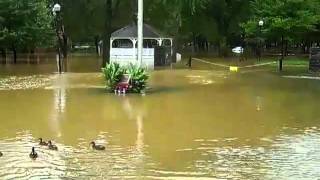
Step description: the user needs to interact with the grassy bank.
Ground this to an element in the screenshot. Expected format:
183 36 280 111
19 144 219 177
176 56 320 76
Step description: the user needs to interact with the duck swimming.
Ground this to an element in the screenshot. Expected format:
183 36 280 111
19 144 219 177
29 147 38 159
38 138 48 146
90 141 105 150
48 141 58 151
0 152 3 157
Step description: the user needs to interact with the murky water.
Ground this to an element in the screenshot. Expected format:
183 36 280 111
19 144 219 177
0 56 320 179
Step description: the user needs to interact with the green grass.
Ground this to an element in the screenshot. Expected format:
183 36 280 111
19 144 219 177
176 56 320 76
265 57 309 67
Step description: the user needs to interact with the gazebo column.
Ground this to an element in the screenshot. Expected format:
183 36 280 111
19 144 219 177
131 38 137 61
157 38 163 46
109 38 114 63
170 38 173 55
110 38 114 49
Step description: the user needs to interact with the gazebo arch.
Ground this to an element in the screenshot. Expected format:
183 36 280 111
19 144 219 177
110 23 173 69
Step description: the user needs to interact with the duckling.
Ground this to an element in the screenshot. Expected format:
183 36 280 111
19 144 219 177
90 141 105 150
29 147 38 159
48 140 58 151
38 138 48 146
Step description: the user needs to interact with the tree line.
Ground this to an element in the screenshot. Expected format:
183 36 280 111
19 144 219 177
1 0 320 64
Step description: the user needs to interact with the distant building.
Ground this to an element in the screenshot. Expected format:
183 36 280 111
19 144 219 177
110 23 173 69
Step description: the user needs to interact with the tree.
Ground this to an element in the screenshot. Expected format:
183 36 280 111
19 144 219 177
243 0 320 71
146 0 251 57
145 0 208 60
0 0 54 63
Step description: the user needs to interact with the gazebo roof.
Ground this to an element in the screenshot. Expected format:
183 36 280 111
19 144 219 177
111 23 163 38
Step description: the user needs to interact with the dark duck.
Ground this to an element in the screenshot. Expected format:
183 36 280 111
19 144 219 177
38 138 48 146
29 147 38 159
48 141 58 151
90 141 105 150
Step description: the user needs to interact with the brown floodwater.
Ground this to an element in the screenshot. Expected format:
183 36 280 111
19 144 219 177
0 55 320 179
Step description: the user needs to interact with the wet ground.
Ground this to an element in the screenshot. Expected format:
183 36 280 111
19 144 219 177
0 55 320 179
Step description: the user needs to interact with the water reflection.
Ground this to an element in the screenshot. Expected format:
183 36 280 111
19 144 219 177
0 131 68 179
50 74 67 138
122 97 145 177
53 75 67 113
0 58 320 179
256 96 263 112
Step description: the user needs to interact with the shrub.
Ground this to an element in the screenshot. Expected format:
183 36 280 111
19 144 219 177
102 63 125 92
102 63 149 93
127 64 149 93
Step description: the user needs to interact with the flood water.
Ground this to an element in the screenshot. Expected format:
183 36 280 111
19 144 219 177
0 55 320 179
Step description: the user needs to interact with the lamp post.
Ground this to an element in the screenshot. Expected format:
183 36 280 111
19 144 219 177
52 3 63 74
137 0 143 67
258 20 264 61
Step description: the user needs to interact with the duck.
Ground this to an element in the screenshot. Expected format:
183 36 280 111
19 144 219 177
29 147 38 159
38 138 48 146
90 141 105 150
48 140 58 151
0 152 3 157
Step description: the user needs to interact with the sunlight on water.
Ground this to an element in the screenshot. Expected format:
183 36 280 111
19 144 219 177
0 75 55 90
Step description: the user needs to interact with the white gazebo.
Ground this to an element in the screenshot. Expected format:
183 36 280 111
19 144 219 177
110 23 173 69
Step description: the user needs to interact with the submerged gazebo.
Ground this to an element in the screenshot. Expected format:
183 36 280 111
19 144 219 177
110 23 173 69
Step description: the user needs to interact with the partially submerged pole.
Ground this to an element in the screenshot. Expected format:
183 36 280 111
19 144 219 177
137 0 143 67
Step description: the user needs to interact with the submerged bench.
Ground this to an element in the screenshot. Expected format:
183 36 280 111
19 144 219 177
115 74 131 94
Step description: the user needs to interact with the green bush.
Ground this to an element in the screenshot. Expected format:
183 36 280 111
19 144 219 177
102 63 125 92
102 63 149 93
127 64 149 93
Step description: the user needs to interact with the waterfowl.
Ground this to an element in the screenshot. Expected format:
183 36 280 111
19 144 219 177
38 138 48 146
0 152 3 157
29 147 38 159
48 141 58 151
90 141 105 150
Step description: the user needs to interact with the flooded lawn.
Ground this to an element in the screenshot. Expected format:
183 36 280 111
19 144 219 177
0 56 320 179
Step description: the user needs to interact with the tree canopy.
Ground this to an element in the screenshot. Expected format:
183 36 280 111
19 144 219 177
1 0 320 60
0 0 54 51
243 0 320 41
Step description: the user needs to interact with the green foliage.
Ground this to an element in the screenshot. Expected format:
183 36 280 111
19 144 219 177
102 63 149 93
0 0 54 50
102 62 125 92
62 0 131 42
146 0 252 53
127 64 149 93
242 0 320 40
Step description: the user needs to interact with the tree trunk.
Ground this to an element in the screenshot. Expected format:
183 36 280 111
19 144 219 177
284 40 288 57
0 48 6 64
279 35 284 71
102 0 112 67
307 41 311 54
12 46 17 64
30 49 36 64
62 33 68 58
205 39 209 52
94 36 99 55
192 32 196 54
171 38 177 63
62 33 68 71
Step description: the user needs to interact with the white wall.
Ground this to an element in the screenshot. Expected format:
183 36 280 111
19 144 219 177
110 48 154 70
